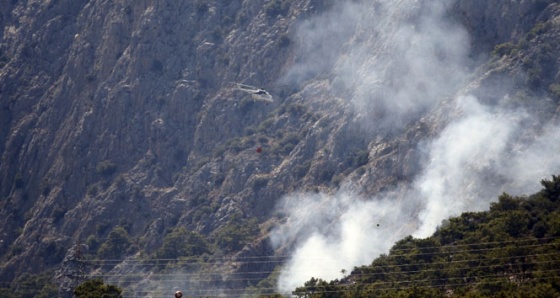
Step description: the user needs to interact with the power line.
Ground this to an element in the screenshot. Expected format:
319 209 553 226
107 275 560 298
75 254 560 283
78 239 560 269
82 236 560 265
72 239 560 285
7 237 556 296
75 249 560 297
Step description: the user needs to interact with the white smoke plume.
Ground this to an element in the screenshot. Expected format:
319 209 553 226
272 0 560 294
503 120 560 193
270 190 417 292
283 1 362 85
286 0 469 129
413 95 525 237
272 95 560 293
339 0 469 129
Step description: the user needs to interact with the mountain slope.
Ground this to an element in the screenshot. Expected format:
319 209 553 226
291 176 560 297
1 0 560 297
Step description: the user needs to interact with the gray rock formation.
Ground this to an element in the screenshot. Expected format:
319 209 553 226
1 0 559 296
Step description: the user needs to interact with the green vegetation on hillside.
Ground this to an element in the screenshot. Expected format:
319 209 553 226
74 279 122 298
291 175 560 297
265 0 291 17
0 272 58 298
97 226 135 260
491 15 560 95
213 216 259 253
155 227 210 259
0 50 8 69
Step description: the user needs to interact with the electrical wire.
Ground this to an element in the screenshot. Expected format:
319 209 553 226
77 239 560 272
113 275 560 298
82 236 560 265
75 254 560 283
5 237 559 297
121 272 560 294
70 238 560 287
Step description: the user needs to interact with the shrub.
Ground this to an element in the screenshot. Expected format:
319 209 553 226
213 217 258 252
244 126 256 136
541 175 560 201
345 149 369 168
318 166 335 183
74 279 122 298
265 0 290 17
548 83 560 99
86 185 98 197
43 241 65 265
277 132 300 155
257 118 275 133
150 59 163 73
252 176 269 191
86 234 100 252
156 227 211 258
294 161 311 178
490 193 520 212
527 22 550 40
0 50 8 69
95 221 111 236
97 226 133 259
14 173 24 188
52 205 66 223
492 42 515 57
533 0 552 11
8 245 23 257
96 160 117 176
4 272 59 298
195 0 209 14
257 136 269 144
40 178 51 196
278 34 291 48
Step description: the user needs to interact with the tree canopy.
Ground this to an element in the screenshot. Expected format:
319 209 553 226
291 175 560 297
74 279 122 298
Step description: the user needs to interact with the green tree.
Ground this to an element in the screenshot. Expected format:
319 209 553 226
213 217 258 252
265 0 291 17
293 277 340 298
0 272 58 298
490 193 520 212
156 227 210 259
541 175 560 201
527 283 560 298
74 279 122 298
95 160 117 177
97 226 133 259
503 210 530 237
292 175 560 297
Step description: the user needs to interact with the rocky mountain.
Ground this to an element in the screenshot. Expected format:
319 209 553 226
1 0 560 297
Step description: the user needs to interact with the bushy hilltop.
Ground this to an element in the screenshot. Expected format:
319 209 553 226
290 175 560 297
1 0 560 297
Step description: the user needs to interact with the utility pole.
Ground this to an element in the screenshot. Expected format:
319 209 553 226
55 239 87 298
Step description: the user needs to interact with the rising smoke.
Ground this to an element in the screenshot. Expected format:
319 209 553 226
272 0 560 294
270 189 418 291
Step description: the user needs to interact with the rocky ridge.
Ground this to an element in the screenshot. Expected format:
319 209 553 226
1 0 560 296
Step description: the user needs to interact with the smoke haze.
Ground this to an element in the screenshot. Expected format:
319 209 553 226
270 190 417 291
413 95 524 237
286 0 470 129
272 0 560 293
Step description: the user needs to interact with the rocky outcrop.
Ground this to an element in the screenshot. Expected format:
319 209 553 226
1 0 560 295
0 0 317 284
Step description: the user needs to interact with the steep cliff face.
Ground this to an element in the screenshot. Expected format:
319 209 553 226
1 0 560 296
0 0 322 285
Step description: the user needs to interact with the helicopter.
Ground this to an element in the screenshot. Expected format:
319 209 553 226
230 82 274 104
